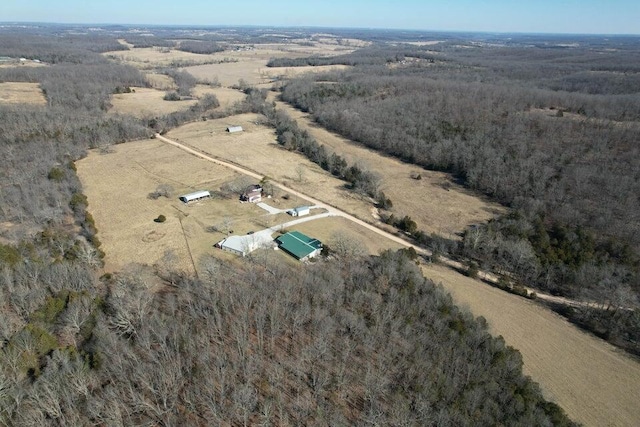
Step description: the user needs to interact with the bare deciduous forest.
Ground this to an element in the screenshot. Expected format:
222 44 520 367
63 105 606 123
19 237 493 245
278 36 640 355
2 23 636 425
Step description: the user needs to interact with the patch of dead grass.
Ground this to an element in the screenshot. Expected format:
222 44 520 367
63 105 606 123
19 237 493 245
0 82 46 105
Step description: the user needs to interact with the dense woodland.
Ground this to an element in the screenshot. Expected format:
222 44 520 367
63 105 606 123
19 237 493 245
278 39 640 354
0 26 576 425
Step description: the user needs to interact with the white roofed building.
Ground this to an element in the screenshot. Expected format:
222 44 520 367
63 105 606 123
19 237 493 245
179 190 211 203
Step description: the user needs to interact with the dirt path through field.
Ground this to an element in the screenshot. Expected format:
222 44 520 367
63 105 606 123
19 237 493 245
424 264 640 426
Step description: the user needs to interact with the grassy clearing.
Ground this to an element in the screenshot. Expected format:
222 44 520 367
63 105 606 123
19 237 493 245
0 82 46 105
108 87 198 117
108 85 243 118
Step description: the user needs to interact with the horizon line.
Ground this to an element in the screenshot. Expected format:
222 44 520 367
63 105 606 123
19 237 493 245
1 21 639 38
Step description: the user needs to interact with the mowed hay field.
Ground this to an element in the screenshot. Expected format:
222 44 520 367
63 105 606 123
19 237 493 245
273 98 505 238
423 264 640 427
166 113 379 222
0 82 46 105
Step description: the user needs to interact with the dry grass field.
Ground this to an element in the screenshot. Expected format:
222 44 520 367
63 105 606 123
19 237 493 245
76 138 273 274
183 59 270 87
104 41 355 86
77 131 385 271
109 87 199 117
0 82 46 105
108 85 245 118
185 62 352 87
423 263 640 427
166 113 379 222
144 72 176 90
104 47 218 68
272 98 505 239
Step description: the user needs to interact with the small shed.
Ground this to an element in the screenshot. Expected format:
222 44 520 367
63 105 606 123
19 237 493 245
287 206 310 217
179 190 211 203
276 231 322 261
226 126 243 133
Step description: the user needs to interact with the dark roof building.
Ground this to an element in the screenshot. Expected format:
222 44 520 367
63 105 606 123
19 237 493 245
276 231 322 261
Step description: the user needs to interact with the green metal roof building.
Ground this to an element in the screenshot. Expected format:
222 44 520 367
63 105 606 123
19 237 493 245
276 231 322 261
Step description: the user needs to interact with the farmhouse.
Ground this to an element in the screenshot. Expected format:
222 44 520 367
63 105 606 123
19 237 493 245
179 190 211 203
226 125 243 133
241 184 262 203
287 206 310 217
276 231 322 261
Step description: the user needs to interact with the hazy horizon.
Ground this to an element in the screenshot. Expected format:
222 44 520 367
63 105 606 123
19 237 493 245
1 0 639 36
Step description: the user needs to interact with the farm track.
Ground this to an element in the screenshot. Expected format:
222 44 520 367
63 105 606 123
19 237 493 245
155 132 640 426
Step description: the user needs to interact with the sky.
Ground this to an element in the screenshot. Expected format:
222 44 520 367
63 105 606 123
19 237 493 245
1 0 639 35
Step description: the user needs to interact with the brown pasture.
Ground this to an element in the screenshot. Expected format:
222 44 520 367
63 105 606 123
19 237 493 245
108 87 199 117
76 138 266 274
145 73 176 90
76 136 328 275
291 216 404 256
166 113 379 223
0 82 46 105
423 263 640 427
108 85 244 118
272 98 505 239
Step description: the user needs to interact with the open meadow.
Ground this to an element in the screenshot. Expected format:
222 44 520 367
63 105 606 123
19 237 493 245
108 84 244 118
0 82 47 105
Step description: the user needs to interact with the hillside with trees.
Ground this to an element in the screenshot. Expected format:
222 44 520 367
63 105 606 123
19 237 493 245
0 26 578 425
278 39 640 354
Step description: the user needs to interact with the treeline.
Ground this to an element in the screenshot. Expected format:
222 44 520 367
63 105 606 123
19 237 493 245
0 40 151 232
267 45 438 67
0 34 126 63
177 40 225 54
0 248 575 426
262 106 381 197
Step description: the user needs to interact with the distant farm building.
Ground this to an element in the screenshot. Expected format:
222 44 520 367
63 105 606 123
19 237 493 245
287 206 310 217
276 231 322 261
179 190 211 203
241 185 262 203
226 125 243 133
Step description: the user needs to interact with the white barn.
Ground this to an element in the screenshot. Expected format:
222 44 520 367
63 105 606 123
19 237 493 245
179 190 211 203
226 126 243 133
288 206 310 217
